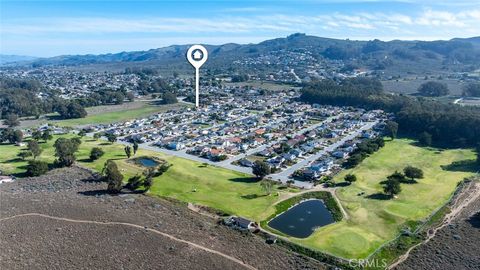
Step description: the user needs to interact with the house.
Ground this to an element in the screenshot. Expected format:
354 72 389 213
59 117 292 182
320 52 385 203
303 169 320 180
239 159 253 167
167 142 185 151
290 149 303 158
258 148 274 157
332 151 348 159
362 131 375 139
254 128 266 135
282 153 296 161
300 144 314 153
0 175 14 184
225 217 259 232
254 137 266 145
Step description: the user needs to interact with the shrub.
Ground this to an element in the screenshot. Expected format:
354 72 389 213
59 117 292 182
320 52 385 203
26 160 49 176
90 147 104 161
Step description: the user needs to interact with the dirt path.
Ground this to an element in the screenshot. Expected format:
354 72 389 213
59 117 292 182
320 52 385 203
0 213 257 270
389 180 480 269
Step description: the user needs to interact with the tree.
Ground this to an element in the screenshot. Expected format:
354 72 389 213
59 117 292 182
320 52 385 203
126 174 142 191
418 131 432 146
26 160 49 176
418 81 449 97
31 130 42 141
141 163 170 192
72 137 82 147
27 140 42 159
93 132 102 141
133 141 139 156
142 168 156 192
383 178 402 198
404 166 424 182
260 179 274 195
126 92 135 102
90 147 104 161
344 174 357 184
78 130 86 137
103 160 123 193
0 128 22 144
386 121 399 140
41 130 52 142
143 175 153 192
476 145 480 166
4 114 20 127
463 82 480 97
387 171 406 182
57 102 87 119
252 161 270 179
18 151 32 160
53 138 80 167
12 130 23 144
124 145 132 158
106 133 117 144
162 92 178 104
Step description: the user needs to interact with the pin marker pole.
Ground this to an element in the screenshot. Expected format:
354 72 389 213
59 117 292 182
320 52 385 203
195 68 200 108
186 45 208 109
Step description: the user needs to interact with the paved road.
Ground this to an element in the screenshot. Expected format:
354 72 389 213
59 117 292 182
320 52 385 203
118 119 377 190
269 121 378 183
218 114 343 166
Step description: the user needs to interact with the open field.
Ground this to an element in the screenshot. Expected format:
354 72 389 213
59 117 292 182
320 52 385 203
0 135 290 221
1 136 476 261
394 181 480 270
292 139 475 259
382 78 464 95
17 101 187 128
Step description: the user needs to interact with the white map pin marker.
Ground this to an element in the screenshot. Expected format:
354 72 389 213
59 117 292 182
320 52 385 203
187 45 208 108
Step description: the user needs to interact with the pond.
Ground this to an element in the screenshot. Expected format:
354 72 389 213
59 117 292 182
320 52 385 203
136 157 159 167
268 199 335 238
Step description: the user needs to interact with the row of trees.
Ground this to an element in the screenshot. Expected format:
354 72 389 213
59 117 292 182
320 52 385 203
343 138 385 168
300 78 480 147
463 82 480 97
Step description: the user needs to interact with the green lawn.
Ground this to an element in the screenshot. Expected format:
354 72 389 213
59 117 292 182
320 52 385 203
294 139 475 259
1 136 475 260
0 135 284 221
51 103 185 127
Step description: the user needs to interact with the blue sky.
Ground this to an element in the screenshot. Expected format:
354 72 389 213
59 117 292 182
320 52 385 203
1 0 479 57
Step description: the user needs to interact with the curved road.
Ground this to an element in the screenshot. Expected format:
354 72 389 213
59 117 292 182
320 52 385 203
0 213 257 270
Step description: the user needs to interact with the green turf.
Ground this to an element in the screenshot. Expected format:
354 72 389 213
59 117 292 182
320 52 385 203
0 136 475 260
0 135 284 221
294 139 475 259
50 104 184 127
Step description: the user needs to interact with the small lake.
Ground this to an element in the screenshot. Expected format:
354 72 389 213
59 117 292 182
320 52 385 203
137 157 159 167
268 199 335 238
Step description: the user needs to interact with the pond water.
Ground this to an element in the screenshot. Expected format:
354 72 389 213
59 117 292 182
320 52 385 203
137 157 159 167
268 199 335 238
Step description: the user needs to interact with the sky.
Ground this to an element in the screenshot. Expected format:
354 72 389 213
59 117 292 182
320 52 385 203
1 0 480 57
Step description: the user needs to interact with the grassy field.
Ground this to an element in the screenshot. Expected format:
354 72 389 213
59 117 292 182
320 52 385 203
1 136 475 260
382 78 464 95
17 102 187 128
0 135 285 221
293 139 475 259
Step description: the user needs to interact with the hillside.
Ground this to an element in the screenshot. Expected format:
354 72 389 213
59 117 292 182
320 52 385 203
4 34 480 77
